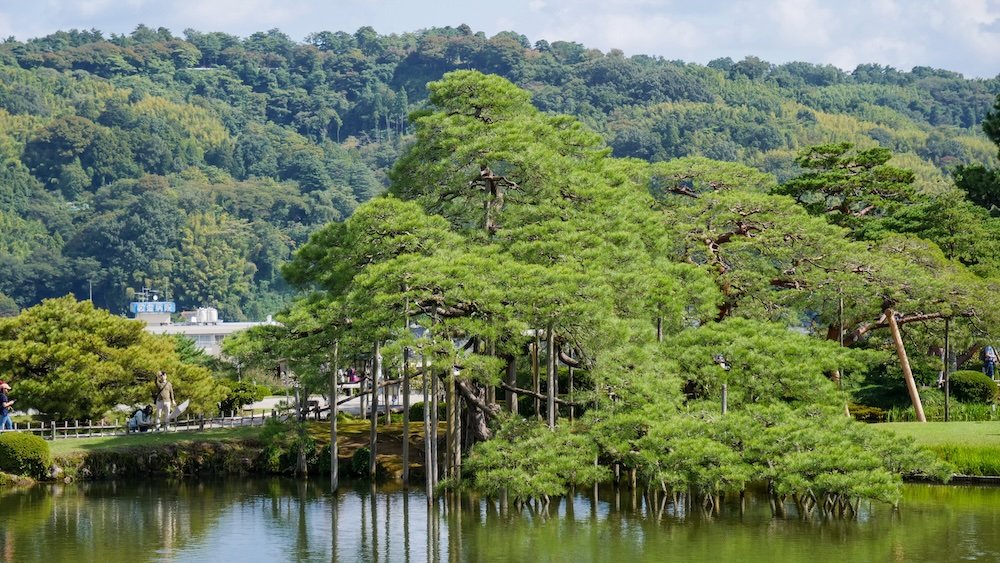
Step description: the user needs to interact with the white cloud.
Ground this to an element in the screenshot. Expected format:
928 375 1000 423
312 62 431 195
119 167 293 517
766 0 836 46
0 12 11 38
179 0 306 31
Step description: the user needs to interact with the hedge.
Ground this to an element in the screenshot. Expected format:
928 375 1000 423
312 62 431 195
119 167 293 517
948 370 998 404
0 432 51 478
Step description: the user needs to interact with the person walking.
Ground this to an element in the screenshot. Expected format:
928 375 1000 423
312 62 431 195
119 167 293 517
0 381 14 431
154 371 175 431
983 345 998 380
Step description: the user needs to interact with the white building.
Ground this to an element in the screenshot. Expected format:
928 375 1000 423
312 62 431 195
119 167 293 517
134 302 274 356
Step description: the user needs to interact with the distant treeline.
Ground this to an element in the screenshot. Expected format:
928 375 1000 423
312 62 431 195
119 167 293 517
0 24 996 318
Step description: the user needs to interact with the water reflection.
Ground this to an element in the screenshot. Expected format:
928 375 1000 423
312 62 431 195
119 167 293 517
1 481 1000 562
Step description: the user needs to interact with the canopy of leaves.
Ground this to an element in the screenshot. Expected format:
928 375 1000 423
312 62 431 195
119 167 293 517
0 26 996 318
271 71 961 505
0 296 224 419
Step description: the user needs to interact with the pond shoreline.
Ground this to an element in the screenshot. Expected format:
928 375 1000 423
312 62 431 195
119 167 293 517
46 438 413 482
37 439 1000 486
18 420 1000 485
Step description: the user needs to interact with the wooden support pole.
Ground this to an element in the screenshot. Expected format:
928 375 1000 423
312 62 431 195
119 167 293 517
887 308 926 422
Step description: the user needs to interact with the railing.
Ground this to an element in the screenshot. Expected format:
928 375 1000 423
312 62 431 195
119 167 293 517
6 411 275 440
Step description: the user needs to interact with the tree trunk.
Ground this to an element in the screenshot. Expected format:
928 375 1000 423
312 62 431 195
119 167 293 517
331 340 339 492
402 343 410 486
455 379 493 441
958 343 982 369
446 368 461 480
370 341 381 478
421 352 432 501
505 355 517 414
430 361 440 489
486 339 496 406
384 371 391 425
294 382 307 477
568 354 575 423
532 331 540 421
886 308 926 422
546 322 557 430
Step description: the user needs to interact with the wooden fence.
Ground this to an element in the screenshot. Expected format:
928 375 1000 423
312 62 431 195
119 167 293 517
6 411 275 440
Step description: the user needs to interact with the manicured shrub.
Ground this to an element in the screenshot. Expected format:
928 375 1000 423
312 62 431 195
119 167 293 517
0 432 51 478
948 370 998 404
849 403 887 423
408 401 447 422
218 380 268 414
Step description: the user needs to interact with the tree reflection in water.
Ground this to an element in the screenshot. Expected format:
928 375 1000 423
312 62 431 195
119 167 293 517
1 481 1000 562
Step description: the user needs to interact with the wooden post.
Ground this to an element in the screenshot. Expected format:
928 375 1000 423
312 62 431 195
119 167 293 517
887 308 926 422
721 384 728 414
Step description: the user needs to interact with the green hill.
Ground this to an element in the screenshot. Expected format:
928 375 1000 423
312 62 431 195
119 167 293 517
0 25 996 317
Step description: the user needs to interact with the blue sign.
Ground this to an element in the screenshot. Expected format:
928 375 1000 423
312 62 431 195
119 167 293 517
130 301 176 314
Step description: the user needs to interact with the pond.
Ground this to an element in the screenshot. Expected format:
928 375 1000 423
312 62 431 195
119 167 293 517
1 479 999 562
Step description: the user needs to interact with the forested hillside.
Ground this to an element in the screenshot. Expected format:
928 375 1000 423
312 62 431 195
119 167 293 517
1 24 997 318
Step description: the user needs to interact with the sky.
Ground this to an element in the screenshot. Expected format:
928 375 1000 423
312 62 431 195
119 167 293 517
1 0 999 78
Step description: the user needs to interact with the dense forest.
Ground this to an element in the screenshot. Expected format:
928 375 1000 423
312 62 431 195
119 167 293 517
0 24 998 319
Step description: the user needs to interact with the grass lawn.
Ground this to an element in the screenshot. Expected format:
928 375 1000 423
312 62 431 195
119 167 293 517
879 421 1000 447
48 426 264 457
880 421 1000 476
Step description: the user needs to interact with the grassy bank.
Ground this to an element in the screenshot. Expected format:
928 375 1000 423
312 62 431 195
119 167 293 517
46 417 432 481
881 421 1000 476
48 426 264 456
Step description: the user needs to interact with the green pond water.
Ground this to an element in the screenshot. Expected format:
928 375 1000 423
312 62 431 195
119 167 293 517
1 479 998 562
